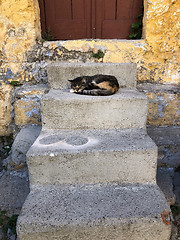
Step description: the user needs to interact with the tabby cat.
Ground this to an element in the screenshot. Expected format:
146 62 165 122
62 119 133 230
68 74 119 96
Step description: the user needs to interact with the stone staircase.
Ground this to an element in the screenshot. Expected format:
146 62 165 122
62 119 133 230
17 63 171 240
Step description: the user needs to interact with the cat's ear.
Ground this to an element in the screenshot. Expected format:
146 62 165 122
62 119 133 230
68 79 73 82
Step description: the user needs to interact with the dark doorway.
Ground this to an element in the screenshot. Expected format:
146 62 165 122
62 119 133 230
38 0 143 40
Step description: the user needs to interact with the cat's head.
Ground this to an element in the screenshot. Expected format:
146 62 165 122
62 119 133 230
68 77 86 93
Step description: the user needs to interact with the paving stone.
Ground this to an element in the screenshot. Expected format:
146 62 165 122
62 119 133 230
10 125 42 170
157 167 176 205
0 171 30 215
174 171 180 205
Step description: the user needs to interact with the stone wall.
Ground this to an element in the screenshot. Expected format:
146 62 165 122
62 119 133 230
0 0 41 136
0 0 179 137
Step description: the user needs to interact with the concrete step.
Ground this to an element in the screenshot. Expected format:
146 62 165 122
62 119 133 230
42 88 148 130
17 183 171 240
27 128 157 186
47 62 137 89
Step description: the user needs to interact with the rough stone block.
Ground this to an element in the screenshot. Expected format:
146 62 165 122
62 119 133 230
174 171 180 205
47 62 137 89
0 84 13 136
27 128 157 186
42 89 148 130
8 125 42 171
17 184 171 240
14 84 48 126
147 126 180 168
156 167 176 205
0 171 30 215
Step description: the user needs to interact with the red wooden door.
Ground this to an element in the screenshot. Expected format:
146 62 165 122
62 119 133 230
43 0 91 40
95 0 143 39
39 0 143 40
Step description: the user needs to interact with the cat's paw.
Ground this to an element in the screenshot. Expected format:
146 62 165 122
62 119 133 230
70 89 75 93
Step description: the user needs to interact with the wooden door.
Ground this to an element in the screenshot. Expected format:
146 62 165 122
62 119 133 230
39 0 91 40
95 0 143 39
39 0 143 40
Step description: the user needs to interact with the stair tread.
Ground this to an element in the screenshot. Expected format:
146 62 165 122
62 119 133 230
27 128 157 186
17 184 170 238
28 128 156 155
43 88 146 101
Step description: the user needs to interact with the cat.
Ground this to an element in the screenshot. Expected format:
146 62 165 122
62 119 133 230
68 74 119 96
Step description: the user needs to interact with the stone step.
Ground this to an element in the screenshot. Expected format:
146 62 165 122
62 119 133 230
27 128 157 186
42 88 148 130
17 183 171 240
47 62 137 89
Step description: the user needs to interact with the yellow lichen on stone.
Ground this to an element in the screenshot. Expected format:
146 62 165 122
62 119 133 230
57 49 63 55
142 0 180 84
0 0 179 136
0 0 41 72
147 92 180 126
0 83 13 136
14 98 41 126
0 0 179 84
62 39 146 64
14 88 45 126
49 43 58 50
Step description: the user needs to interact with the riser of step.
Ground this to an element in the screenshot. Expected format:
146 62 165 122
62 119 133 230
42 89 148 130
17 184 171 240
27 128 157 186
47 62 137 89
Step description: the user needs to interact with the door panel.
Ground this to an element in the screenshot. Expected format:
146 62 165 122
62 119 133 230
54 0 72 20
117 0 133 19
98 0 143 39
102 20 133 39
52 20 87 40
72 0 85 19
104 0 117 20
39 0 143 40
45 0 91 40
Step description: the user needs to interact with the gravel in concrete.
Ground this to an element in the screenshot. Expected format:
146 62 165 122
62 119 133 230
17 183 171 240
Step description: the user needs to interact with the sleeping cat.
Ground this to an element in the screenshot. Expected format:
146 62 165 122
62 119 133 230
68 74 119 96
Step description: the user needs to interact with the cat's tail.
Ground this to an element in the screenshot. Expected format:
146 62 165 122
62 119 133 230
80 88 118 96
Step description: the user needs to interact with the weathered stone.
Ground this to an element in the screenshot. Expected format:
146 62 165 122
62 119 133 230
147 126 180 167
27 128 157 186
42 89 148 130
47 62 137 89
7 229 16 240
14 84 48 127
156 167 176 205
0 0 179 137
17 184 171 240
146 92 180 126
0 171 30 215
173 171 180 205
8 125 41 171
17 61 172 240
0 83 13 136
0 134 13 171
9 234 17 240
0 0 41 71
138 84 180 126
